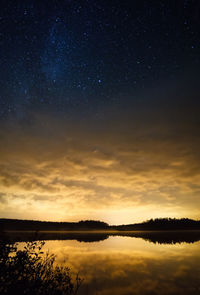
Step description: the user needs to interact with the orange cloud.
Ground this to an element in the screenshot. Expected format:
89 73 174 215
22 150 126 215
0 102 200 223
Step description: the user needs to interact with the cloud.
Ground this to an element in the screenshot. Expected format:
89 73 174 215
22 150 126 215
0 83 200 223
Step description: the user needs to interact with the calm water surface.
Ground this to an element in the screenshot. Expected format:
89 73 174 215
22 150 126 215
22 235 200 295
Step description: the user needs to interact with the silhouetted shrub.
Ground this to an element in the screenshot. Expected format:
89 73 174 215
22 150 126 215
0 239 82 295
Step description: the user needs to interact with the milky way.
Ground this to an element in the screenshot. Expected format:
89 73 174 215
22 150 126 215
0 1 200 223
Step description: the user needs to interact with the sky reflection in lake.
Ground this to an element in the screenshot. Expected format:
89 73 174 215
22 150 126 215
39 236 200 295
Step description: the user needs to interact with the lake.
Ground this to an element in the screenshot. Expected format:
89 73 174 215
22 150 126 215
17 232 200 295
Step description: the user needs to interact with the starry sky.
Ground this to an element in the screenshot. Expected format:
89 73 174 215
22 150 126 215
0 0 200 224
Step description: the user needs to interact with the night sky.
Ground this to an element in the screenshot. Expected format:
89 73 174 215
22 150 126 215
0 0 200 224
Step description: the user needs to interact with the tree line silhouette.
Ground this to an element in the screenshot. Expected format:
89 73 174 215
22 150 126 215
1 217 200 232
112 218 200 231
0 219 109 231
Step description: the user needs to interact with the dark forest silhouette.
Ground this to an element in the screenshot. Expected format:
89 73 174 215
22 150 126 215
112 218 200 231
1 217 200 231
1 217 200 245
0 219 109 231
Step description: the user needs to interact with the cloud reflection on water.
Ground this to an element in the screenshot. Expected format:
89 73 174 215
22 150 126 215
40 236 200 295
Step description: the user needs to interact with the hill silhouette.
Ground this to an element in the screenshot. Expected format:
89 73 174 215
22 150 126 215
1 217 200 232
113 218 200 231
1 218 200 245
0 218 109 231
